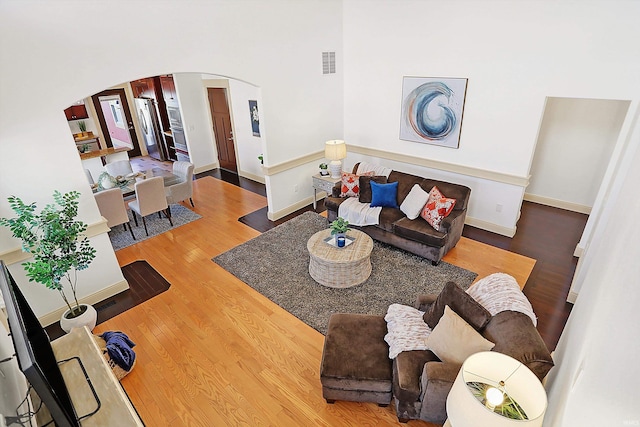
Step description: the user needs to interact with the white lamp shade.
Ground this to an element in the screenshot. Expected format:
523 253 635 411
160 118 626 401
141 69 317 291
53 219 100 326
325 140 347 160
447 352 547 427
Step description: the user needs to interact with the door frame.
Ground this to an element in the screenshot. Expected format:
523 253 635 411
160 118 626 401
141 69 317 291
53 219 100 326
91 88 142 157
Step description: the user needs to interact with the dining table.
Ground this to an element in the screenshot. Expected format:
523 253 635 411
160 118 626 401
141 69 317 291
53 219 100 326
93 168 180 197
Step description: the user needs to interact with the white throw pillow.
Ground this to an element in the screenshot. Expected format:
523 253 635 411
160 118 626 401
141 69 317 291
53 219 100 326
425 305 495 365
400 184 430 220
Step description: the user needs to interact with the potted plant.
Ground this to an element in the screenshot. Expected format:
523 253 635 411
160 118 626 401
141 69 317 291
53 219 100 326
319 162 329 176
258 154 264 165
77 120 88 137
0 190 97 333
330 217 350 238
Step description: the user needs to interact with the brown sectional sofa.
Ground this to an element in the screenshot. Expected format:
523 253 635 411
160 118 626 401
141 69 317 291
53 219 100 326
319 281 554 425
393 288 554 424
324 163 471 265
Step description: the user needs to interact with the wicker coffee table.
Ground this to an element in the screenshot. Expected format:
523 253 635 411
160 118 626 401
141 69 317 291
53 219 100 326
307 229 374 288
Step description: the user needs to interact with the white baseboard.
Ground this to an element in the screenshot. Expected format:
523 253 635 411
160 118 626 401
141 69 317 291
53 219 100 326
574 244 585 257
465 216 517 238
240 170 265 184
267 196 315 221
194 162 219 174
566 291 578 304
39 279 130 326
524 193 592 214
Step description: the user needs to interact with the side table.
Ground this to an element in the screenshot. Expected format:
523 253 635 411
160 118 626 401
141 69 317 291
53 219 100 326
312 173 341 209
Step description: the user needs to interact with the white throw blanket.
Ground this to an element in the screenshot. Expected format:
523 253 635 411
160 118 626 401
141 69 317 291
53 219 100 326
384 304 432 359
337 197 382 226
356 161 392 178
466 273 538 326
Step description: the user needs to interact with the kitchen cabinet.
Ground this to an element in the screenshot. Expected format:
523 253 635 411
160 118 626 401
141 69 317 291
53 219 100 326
64 104 88 121
159 75 178 107
131 78 155 98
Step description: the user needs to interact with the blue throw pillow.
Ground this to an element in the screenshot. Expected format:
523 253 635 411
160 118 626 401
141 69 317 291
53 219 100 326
370 181 399 208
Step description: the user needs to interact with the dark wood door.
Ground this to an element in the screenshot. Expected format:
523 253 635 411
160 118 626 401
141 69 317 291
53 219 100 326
91 88 142 157
207 88 237 172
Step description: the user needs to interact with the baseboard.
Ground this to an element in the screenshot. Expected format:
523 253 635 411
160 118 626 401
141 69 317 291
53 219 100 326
39 279 130 326
194 162 219 174
465 216 517 238
267 196 315 221
566 291 578 304
524 193 592 214
574 244 585 257
240 170 265 184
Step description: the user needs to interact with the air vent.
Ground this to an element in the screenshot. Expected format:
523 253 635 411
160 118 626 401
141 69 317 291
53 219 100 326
322 51 336 74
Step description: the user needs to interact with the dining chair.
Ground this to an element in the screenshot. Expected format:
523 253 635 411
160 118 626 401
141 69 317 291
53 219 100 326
165 161 195 207
105 160 134 177
84 169 94 185
94 188 136 240
128 176 173 236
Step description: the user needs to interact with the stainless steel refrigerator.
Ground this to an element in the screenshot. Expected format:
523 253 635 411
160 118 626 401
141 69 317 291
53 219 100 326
134 98 166 161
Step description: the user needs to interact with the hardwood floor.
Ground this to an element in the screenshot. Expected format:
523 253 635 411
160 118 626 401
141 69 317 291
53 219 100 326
95 175 584 426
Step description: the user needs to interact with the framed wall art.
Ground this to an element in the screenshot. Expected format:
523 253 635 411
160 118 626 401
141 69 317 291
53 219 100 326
249 100 260 137
399 76 468 148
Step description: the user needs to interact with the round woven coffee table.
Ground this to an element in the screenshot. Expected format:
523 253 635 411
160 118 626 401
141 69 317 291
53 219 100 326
307 228 374 288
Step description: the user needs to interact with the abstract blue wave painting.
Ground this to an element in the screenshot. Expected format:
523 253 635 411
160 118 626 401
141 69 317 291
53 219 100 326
400 77 468 148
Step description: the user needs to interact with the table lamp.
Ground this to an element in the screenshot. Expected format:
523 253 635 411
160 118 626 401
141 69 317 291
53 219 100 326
325 140 347 178
445 351 547 427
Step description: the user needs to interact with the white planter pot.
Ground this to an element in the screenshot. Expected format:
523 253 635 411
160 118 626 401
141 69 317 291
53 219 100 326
60 304 97 333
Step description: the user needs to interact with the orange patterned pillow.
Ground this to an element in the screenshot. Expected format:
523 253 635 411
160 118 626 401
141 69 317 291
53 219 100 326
340 171 374 197
420 186 456 231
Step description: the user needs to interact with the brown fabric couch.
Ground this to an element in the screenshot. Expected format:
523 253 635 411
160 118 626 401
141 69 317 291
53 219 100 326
324 163 471 265
392 290 554 424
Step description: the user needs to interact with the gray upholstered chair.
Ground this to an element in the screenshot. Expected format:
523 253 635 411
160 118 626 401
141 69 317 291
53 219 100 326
94 188 135 240
165 161 195 207
84 169 94 185
105 160 134 177
128 176 173 236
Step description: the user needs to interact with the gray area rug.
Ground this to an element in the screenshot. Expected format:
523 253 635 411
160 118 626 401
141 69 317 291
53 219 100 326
213 211 477 334
109 204 201 250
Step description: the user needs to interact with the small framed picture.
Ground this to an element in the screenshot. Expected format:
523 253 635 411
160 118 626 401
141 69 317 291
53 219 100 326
249 100 260 137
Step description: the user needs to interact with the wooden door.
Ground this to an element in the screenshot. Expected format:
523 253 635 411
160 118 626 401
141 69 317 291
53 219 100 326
91 89 142 157
207 88 237 172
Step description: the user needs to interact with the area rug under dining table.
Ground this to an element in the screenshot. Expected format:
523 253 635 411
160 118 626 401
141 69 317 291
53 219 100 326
109 204 201 250
213 212 478 334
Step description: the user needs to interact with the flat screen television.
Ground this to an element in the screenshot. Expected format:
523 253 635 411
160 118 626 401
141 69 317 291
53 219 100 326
0 260 80 427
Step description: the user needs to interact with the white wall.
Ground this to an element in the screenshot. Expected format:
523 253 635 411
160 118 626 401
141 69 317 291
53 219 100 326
228 79 265 182
528 97 629 212
173 73 219 172
342 0 640 233
544 106 640 426
0 0 343 315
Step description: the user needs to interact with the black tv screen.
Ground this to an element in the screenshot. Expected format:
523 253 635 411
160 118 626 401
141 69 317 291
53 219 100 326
0 260 79 427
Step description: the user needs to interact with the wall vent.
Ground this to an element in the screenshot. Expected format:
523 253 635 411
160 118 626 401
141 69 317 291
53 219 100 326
322 52 336 74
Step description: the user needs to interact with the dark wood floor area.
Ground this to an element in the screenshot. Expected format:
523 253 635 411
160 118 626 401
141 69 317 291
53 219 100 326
230 172 588 351
463 202 588 350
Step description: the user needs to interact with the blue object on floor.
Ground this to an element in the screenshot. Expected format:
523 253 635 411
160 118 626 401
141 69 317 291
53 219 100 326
100 331 136 371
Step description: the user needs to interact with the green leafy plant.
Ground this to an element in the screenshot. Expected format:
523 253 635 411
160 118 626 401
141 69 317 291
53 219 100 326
77 120 87 132
0 191 96 318
330 217 350 235
258 154 264 164
319 163 328 170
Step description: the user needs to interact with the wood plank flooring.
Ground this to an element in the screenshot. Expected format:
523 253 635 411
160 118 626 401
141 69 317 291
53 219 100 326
94 176 558 426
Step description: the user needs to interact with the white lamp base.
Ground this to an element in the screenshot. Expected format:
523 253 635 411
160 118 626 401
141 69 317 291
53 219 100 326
329 160 343 178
